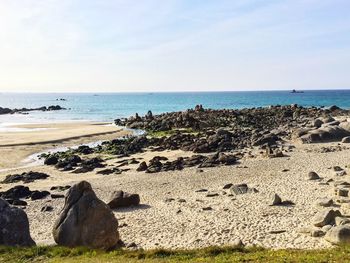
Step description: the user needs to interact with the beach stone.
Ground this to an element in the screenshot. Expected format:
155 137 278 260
31 190 50 200
312 209 341 227
313 118 324 128
336 188 349 197
107 190 140 209
230 184 257 195
335 217 350 226
270 193 282 206
231 238 244 248
322 225 333 232
41 205 54 212
44 155 59 165
342 136 350 143
51 194 65 199
333 166 344 172
316 198 334 207
6 199 28 206
2 171 49 184
136 161 148 172
311 229 325 237
223 183 233 189
336 170 347 176
206 192 219 197
308 171 320 180
0 185 32 200
0 198 35 246
325 225 350 245
52 181 120 249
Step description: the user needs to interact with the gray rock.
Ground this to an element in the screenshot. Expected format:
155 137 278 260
316 198 333 207
313 118 324 128
271 193 282 206
325 225 350 244
312 209 342 227
322 225 333 232
52 181 120 249
335 188 349 197
311 229 325 237
335 216 350 226
0 198 35 246
230 184 258 195
342 136 350 143
107 190 140 209
308 171 320 180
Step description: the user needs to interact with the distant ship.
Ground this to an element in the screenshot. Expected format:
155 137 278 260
291 89 304 94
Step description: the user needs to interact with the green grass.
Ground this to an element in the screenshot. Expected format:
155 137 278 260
147 128 198 138
2 245 350 263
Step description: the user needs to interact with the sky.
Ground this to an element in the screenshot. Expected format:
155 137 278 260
0 0 350 92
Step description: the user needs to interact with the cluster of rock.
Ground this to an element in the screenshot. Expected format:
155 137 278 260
114 104 340 133
41 105 350 174
0 105 65 115
136 153 237 173
0 185 65 206
44 154 106 173
294 116 350 143
1 171 49 184
0 180 140 249
299 169 350 245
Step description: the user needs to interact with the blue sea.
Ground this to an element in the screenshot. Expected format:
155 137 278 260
0 90 349 124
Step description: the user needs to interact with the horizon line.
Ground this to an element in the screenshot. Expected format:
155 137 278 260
1 88 350 94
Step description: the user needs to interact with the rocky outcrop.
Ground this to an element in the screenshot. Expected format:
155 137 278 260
294 117 350 143
0 198 35 246
52 181 120 249
0 105 65 115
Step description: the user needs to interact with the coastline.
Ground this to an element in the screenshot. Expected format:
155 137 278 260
0 121 131 170
2 105 350 251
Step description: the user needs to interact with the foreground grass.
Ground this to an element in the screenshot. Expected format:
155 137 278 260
1 245 350 263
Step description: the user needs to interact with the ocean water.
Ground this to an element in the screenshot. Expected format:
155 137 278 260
0 90 349 124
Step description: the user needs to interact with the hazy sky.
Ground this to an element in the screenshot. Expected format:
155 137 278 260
1 0 350 92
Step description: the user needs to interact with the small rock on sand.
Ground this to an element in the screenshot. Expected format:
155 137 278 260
308 171 320 180
313 209 341 227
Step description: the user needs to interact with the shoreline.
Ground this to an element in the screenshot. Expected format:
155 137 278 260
2 105 350 250
0 121 132 170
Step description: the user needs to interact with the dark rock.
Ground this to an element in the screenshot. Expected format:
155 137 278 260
0 198 35 246
97 168 122 175
41 205 54 212
2 171 49 184
0 185 32 199
308 171 320 180
136 161 148 172
44 156 59 165
52 181 120 249
31 191 50 200
230 184 258 195
107 190 140 209
51 194 65 199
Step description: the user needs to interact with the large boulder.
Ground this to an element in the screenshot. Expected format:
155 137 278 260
325 225 350 245
312 209 341 227
52 181 120 249
107 191 140 209
0 198 35 246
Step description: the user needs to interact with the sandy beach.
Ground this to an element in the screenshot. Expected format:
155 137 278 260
0 122 131 170
1 124 349 249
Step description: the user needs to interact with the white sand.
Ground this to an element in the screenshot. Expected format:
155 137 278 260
1 140 348 249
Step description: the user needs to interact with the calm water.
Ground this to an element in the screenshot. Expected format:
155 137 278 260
0 90 349 124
